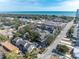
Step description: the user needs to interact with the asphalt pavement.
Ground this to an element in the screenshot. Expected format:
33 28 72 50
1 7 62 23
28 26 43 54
39 20 74 59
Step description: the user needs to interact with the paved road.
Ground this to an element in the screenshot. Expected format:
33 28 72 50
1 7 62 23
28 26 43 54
39 20 74 59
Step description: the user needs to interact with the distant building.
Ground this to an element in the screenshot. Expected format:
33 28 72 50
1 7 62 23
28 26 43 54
6 17 14 20
75 9 79 24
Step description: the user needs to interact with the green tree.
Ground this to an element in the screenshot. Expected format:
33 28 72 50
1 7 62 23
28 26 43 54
46 27 61 46
60 16 67 20
19 25 40 42
28 31 40 42
14 32 22 37
19 25 31 34
66 26 74 38
13 18 21 30
57 45 69 54
25 49 37 59
47 35 54 46
0 35 8 41
5 52 23 59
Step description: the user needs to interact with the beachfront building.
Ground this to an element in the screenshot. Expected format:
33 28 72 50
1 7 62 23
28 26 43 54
75 9 79 24
73 23 79 59
73 9 79 59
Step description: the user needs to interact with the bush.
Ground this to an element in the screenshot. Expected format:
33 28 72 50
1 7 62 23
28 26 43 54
0 35 8 41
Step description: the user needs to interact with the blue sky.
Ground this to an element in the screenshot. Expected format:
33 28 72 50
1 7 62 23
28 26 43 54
0 0 79 11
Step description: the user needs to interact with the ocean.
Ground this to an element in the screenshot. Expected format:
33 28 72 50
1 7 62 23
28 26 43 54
0 11 76 17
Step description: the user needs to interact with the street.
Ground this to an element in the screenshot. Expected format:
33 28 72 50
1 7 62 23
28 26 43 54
39 20 74 59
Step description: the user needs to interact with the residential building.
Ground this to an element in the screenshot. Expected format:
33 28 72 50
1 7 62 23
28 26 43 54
35 28 50 48
11 37 36 53
73 23 79 59
0 41 20 54
73 9 79 59
73 47 79 59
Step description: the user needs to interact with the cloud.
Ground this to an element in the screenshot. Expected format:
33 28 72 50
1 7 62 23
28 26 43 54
0 0 78 11
60 0 79 11
45 0 79 11
0 0 11 2
28 0 79 11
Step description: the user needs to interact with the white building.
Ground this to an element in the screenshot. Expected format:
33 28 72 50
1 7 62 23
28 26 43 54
73 47 79 59
73 9 79 59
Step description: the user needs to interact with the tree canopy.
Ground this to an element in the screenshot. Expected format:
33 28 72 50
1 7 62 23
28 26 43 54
5 52 23 59
57 45 69 54
19 25 40 42
25 49 37 59
14 32 22 37
0 35 8 41
66 26 74 38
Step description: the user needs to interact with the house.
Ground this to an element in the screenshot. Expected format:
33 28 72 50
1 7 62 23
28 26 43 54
23 32 29 39
35 28 51 48
37 24 55 33
73 47 79 59
12 37 36 53
0 41 20 54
